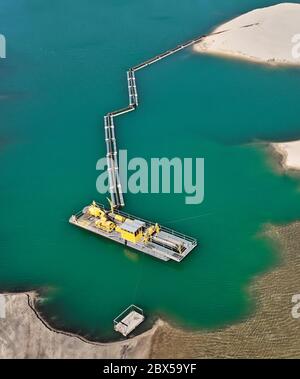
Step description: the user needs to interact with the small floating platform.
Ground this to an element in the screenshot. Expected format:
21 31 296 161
69 201 197 262
114 305 144 337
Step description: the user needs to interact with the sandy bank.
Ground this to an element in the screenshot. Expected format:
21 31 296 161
194 3 300 65
272 141 300 171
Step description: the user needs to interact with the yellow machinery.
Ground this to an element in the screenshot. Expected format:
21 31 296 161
87 201 146 241
88 201 116 233
95 218 115 233
88 201 106 218
115 219 144 243
87 201 165 245
142 223 160 244
107 197 126 223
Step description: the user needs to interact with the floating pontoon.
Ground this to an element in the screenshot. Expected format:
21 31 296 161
113 305 144 337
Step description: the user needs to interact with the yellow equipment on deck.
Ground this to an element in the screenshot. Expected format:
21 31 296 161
142 223 160 244
95 218 115 232
87 201 164 245
88 201 116 233
88 201 106 218
115 219 144 244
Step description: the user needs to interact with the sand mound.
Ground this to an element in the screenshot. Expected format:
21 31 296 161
194 3 300 65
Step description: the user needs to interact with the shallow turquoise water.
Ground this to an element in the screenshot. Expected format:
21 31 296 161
1 0 300 340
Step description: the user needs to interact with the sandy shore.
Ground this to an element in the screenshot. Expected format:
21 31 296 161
271 141 300 171
194 3 300 66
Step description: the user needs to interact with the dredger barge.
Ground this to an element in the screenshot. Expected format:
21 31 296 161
70 202 196 262
69 32 205 261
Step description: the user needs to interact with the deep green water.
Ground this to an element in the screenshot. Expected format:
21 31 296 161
1 0 300 340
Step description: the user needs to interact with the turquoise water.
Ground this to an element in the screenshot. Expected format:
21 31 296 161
1 0 300 340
